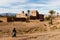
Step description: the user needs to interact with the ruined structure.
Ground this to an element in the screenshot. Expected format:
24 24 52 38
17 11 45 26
39 14 44 21
15 10 44 21
16 13 27 18
30 10 39 19
30 10 37 16
15 11 27 21
0 10 44 23
30 10 44 21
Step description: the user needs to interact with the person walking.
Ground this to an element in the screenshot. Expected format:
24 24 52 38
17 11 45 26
12 28 16 37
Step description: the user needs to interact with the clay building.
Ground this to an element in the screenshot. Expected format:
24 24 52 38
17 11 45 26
15 11 27 21
30 10 39 19
15 10 44 21
30 10 44 21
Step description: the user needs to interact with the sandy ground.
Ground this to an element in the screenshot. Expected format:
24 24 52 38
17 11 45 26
0 17 60 40
0 30 60 40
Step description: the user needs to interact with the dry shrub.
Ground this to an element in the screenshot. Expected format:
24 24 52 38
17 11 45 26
17 26 47 34
50 26 57 30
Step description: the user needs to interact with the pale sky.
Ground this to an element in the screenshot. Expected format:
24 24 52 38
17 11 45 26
0 0 60 14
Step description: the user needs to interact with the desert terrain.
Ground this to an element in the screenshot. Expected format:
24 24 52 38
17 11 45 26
0 17 60 40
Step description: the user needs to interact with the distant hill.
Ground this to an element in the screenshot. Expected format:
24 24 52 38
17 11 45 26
0 13 16 16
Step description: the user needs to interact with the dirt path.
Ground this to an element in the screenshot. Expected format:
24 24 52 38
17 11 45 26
1 30 60 40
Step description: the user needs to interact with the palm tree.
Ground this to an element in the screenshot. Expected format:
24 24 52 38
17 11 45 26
57 13 59 17
27 10 30 14
26 10 30 22
49 10 55 24
22 11 24 13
